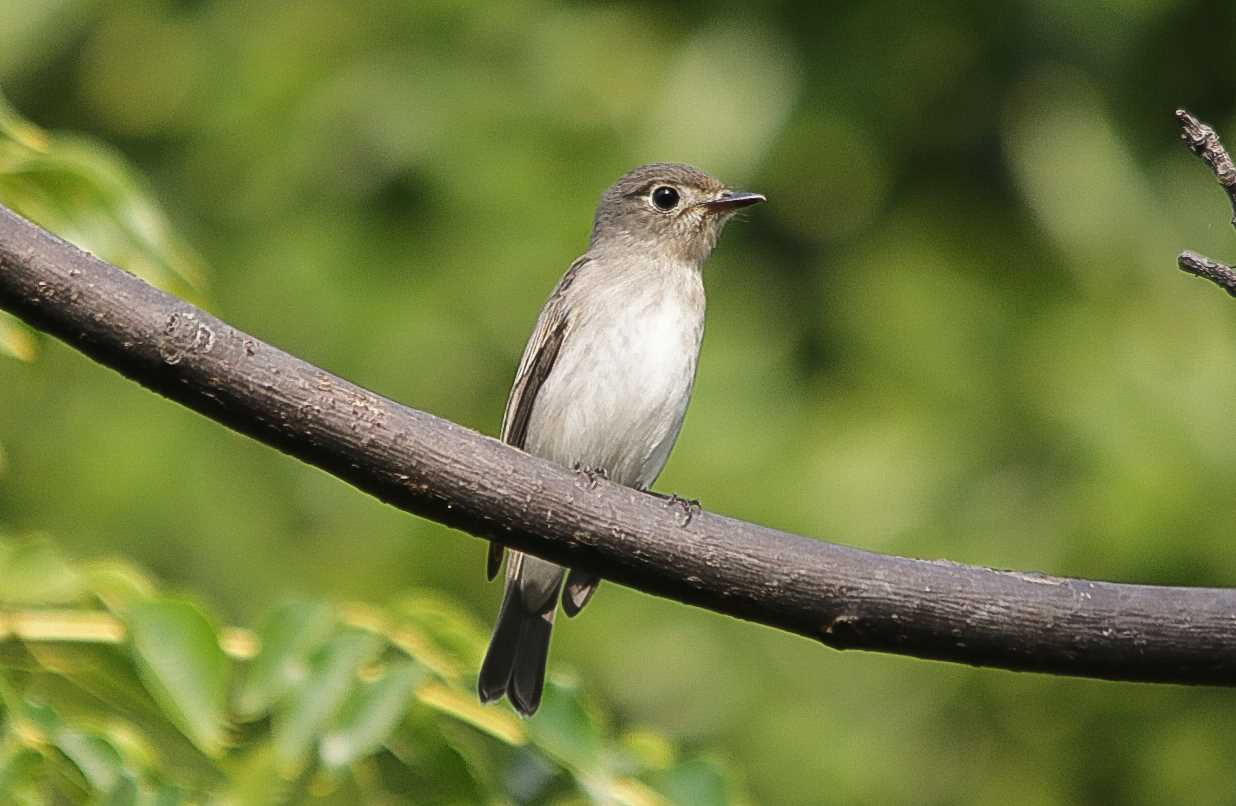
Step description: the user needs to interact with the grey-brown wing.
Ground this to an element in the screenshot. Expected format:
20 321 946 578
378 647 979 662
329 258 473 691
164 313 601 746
485 314 566 580
486 257 588 581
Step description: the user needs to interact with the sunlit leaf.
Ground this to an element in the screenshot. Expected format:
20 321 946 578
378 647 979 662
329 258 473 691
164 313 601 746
235 599 335 721
218 744 289 806
503 747 565 803
387 590 489 670
302 765 367 805
9 609 124 645
54 729 123 794
0 88 51 149
272 629 381 775
340 601 458 680
385 715 493 802
647 756 733 806
319 660 423 770
95 720 158 781
0 537 748 801
19 649 219 787
415 681 525 746
101 773 139 806
0 89 208 309
523 676 602 772
26 643 169 724
0 314 37 362
595 776 669 806
0 747 44 798
125 599 230 757
81 559 159 614
151 782 187 806
0 535 86 606
620 728 676 773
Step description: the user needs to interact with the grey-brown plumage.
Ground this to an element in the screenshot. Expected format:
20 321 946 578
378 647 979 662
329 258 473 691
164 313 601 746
479 163 764 716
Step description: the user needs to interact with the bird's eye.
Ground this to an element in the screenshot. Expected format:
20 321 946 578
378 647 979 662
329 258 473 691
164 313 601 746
651 185 680 211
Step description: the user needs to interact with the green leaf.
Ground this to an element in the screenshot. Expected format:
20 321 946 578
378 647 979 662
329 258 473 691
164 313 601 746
384 715 491 803
0 747 44 795
273 629 381 775
415 681 525 746
54 729 123 793
218 744 289 806
0 91 49 150
234 599 335 721
102 773 139 806
0 313 37 362
524 676 603 773
0 534 86 606
81 558 160 614
503 747 564 803
0 93 207 295
0 535 747 801
620 729 676 773
319 660 423 770
648 757 732 806
125 598 230 757
20 654 219 786
387 590 489 671
17 694 61 733
151 782 188 806
28 642 175 724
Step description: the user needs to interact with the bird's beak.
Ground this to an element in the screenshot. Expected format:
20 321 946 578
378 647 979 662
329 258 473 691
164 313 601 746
700 190 766 212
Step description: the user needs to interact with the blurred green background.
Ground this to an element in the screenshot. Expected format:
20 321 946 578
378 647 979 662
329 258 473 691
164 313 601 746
3 0 1236 802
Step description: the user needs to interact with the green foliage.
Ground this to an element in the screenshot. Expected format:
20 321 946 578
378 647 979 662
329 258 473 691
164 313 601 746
0 91 206 362
0 535 747 804
126 599 231 758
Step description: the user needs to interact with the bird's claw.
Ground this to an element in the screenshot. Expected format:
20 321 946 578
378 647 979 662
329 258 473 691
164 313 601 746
666 493 701 527
641 488 700 527
573 464 609 489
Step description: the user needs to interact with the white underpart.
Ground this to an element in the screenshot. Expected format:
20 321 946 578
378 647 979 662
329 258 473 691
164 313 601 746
525 260 703 488
517 257 706 601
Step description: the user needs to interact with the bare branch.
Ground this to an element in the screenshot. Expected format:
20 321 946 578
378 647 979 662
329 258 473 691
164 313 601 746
1177 108 1236 228
1 203 1234 686
1179 250 1236 296
1176 109 1236 296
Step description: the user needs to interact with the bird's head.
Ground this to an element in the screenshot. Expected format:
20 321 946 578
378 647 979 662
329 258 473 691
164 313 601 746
590 163 765 265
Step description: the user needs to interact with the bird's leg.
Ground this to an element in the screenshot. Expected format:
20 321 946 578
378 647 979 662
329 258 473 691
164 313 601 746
573 463 609 489
641 487 701 527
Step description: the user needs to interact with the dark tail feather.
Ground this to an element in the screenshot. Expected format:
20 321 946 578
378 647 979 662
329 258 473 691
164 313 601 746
509 609 553 716
478 584 555 716
562 570 601 617
486 541 505 581
478 584 523 704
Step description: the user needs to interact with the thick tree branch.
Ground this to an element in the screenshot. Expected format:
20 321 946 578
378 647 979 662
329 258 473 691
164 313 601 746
1 204 1234 686
1177 109 1236 292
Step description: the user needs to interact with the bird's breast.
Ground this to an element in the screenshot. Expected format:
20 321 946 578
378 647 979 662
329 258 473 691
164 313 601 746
524 268 705 488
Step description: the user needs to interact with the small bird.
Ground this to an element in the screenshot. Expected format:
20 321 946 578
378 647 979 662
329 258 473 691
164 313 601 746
478 163 765 716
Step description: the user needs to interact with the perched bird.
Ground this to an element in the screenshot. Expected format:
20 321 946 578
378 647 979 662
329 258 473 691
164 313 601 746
479 163 765 716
